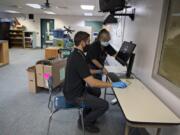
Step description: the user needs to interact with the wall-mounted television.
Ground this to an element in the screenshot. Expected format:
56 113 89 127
99 0 125 12
0 22 10 40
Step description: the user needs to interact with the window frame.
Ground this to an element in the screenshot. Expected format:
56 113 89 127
153 0 180 98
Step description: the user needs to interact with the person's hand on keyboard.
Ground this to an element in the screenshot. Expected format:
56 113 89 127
112 81 128 88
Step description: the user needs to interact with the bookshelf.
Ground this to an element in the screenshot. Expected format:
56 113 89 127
9 29 25 48
24 31 36 48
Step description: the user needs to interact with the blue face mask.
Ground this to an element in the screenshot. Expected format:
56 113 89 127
101 41 109 47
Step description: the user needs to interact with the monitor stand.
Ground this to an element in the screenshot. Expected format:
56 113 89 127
116 53 135 79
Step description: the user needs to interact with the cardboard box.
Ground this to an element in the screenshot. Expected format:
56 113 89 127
45 47 61 59
27 66 37 93
36 59 66 89
36 64 45 87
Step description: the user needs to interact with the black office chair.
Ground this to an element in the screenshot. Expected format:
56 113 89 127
44 73 86 135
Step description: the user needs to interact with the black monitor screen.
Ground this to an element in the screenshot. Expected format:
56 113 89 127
99 0 125 12
0 22 10 40
116 41 136 66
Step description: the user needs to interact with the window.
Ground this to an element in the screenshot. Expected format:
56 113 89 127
153 0 180 97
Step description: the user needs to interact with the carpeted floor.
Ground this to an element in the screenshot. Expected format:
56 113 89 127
0 48 148 135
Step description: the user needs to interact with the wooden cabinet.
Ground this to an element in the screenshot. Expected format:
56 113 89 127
0 40 9 67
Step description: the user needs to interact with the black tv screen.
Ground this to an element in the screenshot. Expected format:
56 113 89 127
99 0 125 12
0 22 10 40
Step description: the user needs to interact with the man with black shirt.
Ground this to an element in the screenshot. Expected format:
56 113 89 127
63 31 127 133
86 29 117 97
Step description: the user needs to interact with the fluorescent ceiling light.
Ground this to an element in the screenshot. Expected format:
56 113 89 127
81 5 95 10
44 11 56 15
5 10 20 13
84 13 93 16
26 4 41 9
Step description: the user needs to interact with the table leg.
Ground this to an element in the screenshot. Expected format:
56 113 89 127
104 88 107 100
124 123 129 135
156 128 161 135
104 76 108 100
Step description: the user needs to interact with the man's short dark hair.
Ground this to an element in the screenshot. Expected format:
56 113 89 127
97 29 110 40
74 31 90 46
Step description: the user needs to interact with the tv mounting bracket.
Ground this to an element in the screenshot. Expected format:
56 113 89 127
110 8 136 21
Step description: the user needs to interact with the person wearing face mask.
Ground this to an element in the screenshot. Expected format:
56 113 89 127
63 31 127 133
86 29 117 97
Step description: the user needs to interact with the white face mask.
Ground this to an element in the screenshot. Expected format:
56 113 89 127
101 41 109 47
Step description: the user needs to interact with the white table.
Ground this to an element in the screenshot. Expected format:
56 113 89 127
105 66 180 135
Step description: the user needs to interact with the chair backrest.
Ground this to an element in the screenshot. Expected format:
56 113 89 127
44 73 88 112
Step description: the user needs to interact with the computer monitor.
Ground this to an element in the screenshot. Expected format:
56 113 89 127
115 41 136 78
116 41 136 66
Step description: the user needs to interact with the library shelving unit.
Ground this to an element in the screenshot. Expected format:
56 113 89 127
24 31 36 48
9 29 25 48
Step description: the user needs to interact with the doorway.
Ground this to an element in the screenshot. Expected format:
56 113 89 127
40 19 54 48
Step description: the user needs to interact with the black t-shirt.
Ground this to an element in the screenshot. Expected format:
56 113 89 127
86 40 117 69
63 48 91 100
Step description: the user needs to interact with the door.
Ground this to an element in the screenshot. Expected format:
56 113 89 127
40 19 54 48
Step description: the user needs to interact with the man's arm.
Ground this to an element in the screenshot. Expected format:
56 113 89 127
92 59 103 69
84 76 112 88
92 59 108 75
105 45 117 58
90 69 103 75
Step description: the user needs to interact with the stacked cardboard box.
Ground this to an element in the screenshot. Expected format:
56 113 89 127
27 66 37 93
27 58 66 93
45 47 61 59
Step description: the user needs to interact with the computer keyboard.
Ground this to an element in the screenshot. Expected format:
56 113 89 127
107 72 121 82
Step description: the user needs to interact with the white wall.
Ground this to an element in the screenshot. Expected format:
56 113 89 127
107 0 180 134
0 13 103 47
